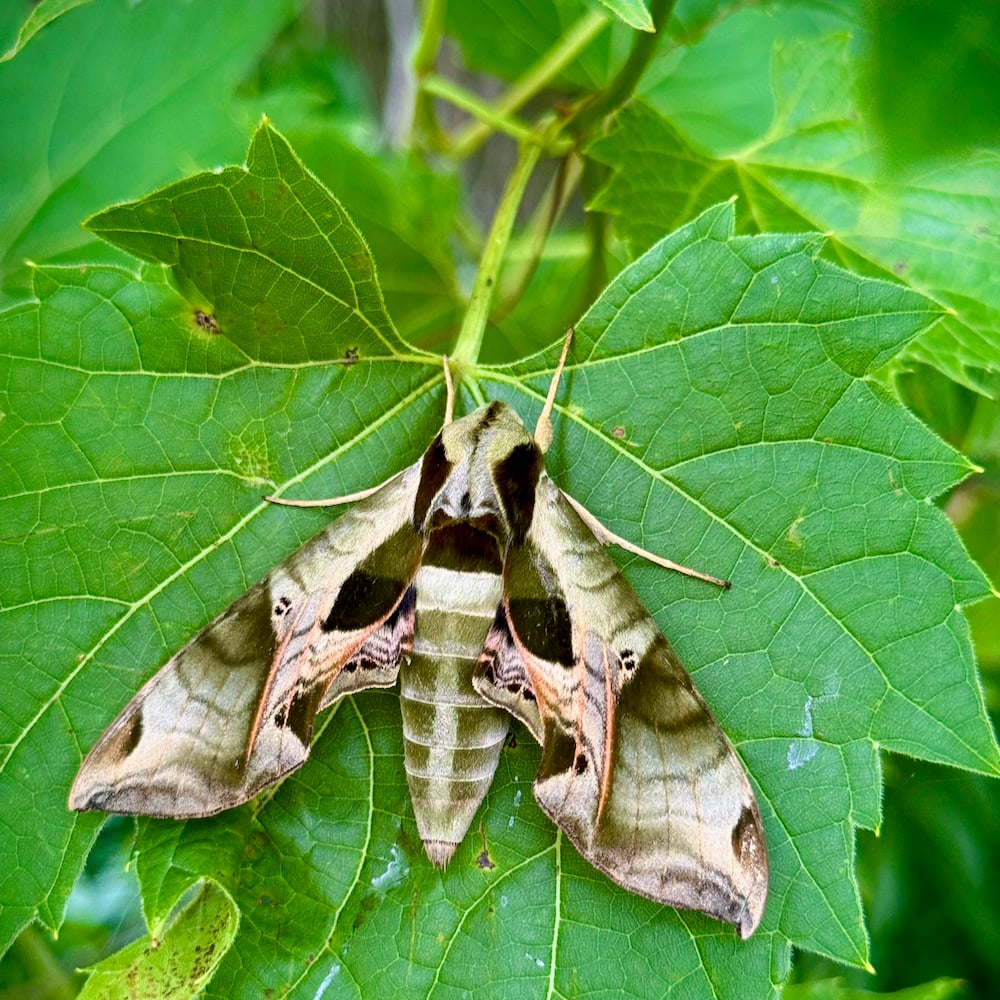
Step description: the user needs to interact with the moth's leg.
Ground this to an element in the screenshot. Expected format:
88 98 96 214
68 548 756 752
264 478 396 509
560 490 731 589
534 327 573 454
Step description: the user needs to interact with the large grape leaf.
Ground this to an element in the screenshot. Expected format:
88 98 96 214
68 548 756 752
1 124 996 999
588 1 1000 398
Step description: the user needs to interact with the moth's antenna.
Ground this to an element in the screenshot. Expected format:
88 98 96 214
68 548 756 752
535 327 573 453
443 355 455 425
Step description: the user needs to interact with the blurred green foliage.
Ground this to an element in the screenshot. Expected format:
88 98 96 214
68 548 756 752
0 0 998 997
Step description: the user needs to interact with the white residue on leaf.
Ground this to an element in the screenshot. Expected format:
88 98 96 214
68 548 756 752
500 894 509 907
508 788 523 829
787 676 841 770
525 952 546 969
787 739 819 769
314 962 341 1000
371 843 409 892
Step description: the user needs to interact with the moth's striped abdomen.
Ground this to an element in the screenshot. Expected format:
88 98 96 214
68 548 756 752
400 561 508 866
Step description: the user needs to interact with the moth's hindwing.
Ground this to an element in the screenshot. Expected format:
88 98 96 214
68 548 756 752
69 464 424 818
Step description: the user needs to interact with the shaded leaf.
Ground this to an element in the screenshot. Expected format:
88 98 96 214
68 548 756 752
783 975 967 1000
598 0 653 33
77 880 238 1000
589 4 1000 397
0 0 96 63
0 0 305 302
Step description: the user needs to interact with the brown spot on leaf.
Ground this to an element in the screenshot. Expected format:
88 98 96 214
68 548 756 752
344 347 360 366
194 310 220 333
476 849 495 870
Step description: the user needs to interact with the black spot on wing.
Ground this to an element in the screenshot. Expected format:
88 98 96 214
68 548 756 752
618 648 638 675
507 595 573 666
732 804 758 861
413 433 451 529
504 541 574 666
120 711 144 757
493 441 542 542
275 682 322 745
423 523 503 574
539 725 576 779
323 569 402 632
344 584 415 673
323 525 421 633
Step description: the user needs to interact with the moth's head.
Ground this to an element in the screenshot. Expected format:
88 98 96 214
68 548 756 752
413 401 543 542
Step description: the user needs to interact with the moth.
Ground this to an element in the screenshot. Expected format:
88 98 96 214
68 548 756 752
70 333 768 938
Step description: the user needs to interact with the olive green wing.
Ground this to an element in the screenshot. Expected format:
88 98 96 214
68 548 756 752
475 473 768 938
69 464 424 819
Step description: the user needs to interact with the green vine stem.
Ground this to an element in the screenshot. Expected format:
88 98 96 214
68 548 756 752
449 10 610 158
568 0 676 133
431 0 679 370
411 0 447 148
421 75 536 146
450 138 544 368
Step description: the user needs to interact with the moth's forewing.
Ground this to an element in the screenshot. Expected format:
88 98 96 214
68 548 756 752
479 474 768 938
69 465 423 818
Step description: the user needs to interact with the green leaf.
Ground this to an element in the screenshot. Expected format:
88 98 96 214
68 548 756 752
598 0 654 33
243 116 463 352
783 976 967 1000
445 0 748 88
0 0 305 303
2 121 995 996
0 125 442 955
77 880 238 1000
446 0 626 92
0 0 95 63
86 120 410 363
862 1 1000 163
589 3 1000 397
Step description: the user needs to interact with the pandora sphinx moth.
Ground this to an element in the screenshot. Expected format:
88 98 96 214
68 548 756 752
70 339 769 939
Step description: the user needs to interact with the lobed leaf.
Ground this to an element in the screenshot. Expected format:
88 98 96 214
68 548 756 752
86 121 410 364
1 122 996 999
589 4 1000 397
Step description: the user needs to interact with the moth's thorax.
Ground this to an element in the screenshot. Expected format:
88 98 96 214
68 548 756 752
414 401 543 544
